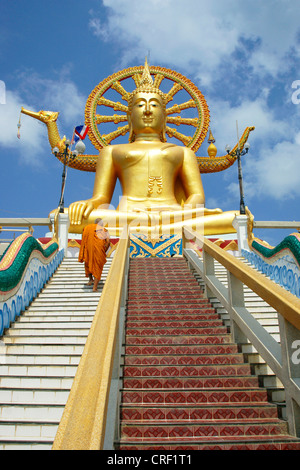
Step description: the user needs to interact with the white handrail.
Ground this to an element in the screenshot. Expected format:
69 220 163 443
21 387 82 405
183 226 300 437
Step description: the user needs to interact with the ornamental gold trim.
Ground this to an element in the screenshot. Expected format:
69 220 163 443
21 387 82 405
85 65 210 153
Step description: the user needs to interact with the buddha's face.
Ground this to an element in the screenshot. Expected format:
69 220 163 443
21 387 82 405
129 92 166 138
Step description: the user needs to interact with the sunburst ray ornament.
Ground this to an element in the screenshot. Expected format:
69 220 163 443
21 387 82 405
85 59 210 152
21 61 254 174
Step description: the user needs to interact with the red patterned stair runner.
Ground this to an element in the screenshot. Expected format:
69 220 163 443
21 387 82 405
117 258 300 450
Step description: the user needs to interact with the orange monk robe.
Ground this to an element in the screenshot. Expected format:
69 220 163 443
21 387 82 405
78 224 110 280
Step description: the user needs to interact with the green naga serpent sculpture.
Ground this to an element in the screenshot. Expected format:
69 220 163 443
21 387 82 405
21 65 254 174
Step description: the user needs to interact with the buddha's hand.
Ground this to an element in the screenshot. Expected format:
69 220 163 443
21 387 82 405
204 207 223 215
68 200 94 225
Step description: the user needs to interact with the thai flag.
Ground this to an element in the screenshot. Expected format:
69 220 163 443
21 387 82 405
74 125 89 142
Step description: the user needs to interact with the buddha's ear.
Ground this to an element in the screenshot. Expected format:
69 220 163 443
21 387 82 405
127 113 134 142
161 116 167 142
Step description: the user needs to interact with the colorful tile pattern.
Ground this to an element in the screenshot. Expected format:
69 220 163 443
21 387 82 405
130 233 182 258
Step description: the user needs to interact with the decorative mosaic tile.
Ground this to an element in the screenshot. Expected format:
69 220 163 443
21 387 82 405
118 257 300 450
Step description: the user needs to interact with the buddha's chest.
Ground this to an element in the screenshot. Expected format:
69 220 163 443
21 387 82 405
113 147 182 175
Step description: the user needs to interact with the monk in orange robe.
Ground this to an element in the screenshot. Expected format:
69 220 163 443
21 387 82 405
78 218 110 291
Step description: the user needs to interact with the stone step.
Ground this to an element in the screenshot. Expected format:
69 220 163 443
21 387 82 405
36 289 101 294
120 403 279 422
48 273 108 278
121 388 269 404
129 277 197 282
124 353 244 366
127 293 205 300
129 280 199 286
128 288 202 294
3 335 88 344
126 320 224 329
9 321 91 330
0 387 70 404
0 363 78 376
118 436 300 450
126 313 220 321
16 315 95 322
1 343 84 354
46 281 104 287
127 306 216 314
128 298 211 306
124 343 239 356
125 326 228 336
122 375 260 389
34 293 101 299
0 403 65 421
26 306 99 312
4 328 91 337
0 375 73 389
120 419 288 441
127 300 209 307
118 257 299 451
122 363 252 377
0 438 53 450
0 420 59 439
32 298 100 304
125 334 233 345
0 252 110 450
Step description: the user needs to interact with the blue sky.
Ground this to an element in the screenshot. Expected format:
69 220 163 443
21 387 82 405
1 0 300 244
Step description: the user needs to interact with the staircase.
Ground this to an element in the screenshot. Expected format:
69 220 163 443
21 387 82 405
0 257 112 450
118 257 300 450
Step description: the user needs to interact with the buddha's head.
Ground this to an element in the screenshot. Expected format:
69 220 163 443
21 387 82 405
127 60 167 142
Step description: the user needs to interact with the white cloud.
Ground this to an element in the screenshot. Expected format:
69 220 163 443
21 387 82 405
205 93 290 155
91 0 300 83
19 73 86 125
0 74 86 166
222 135 300 204
0 90 45 165
203 92 300 203
248 138 300 200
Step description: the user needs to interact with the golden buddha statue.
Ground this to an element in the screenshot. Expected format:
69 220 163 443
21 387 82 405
21 61 254 237
68 62 239 237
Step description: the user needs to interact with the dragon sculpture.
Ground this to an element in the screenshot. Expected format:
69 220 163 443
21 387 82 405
21 106 254 174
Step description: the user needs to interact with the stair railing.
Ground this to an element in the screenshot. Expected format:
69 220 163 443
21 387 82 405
183 226 300 437
52 228 130 450
0 233 62 336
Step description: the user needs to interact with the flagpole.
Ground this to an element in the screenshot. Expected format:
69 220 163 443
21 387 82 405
58 140 70 213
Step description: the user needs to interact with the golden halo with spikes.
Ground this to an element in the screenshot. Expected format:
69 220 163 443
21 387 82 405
85 63 210 152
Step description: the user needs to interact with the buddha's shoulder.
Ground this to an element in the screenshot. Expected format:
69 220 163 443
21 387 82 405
100 141 188 157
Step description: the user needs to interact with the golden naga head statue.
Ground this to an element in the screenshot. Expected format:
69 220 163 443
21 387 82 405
127 59 167 143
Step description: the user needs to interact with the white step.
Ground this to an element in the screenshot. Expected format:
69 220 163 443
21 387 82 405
0 376 74 389
0 388 70 404
0 438 53 450
0 403 65 421
28 306 99 312
0 364 79 376
9 322 92 330
0 421 59 439
0 256 112 449
3 335 88 343
16 315 94 322
6 325 92 334
1 343 84 354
